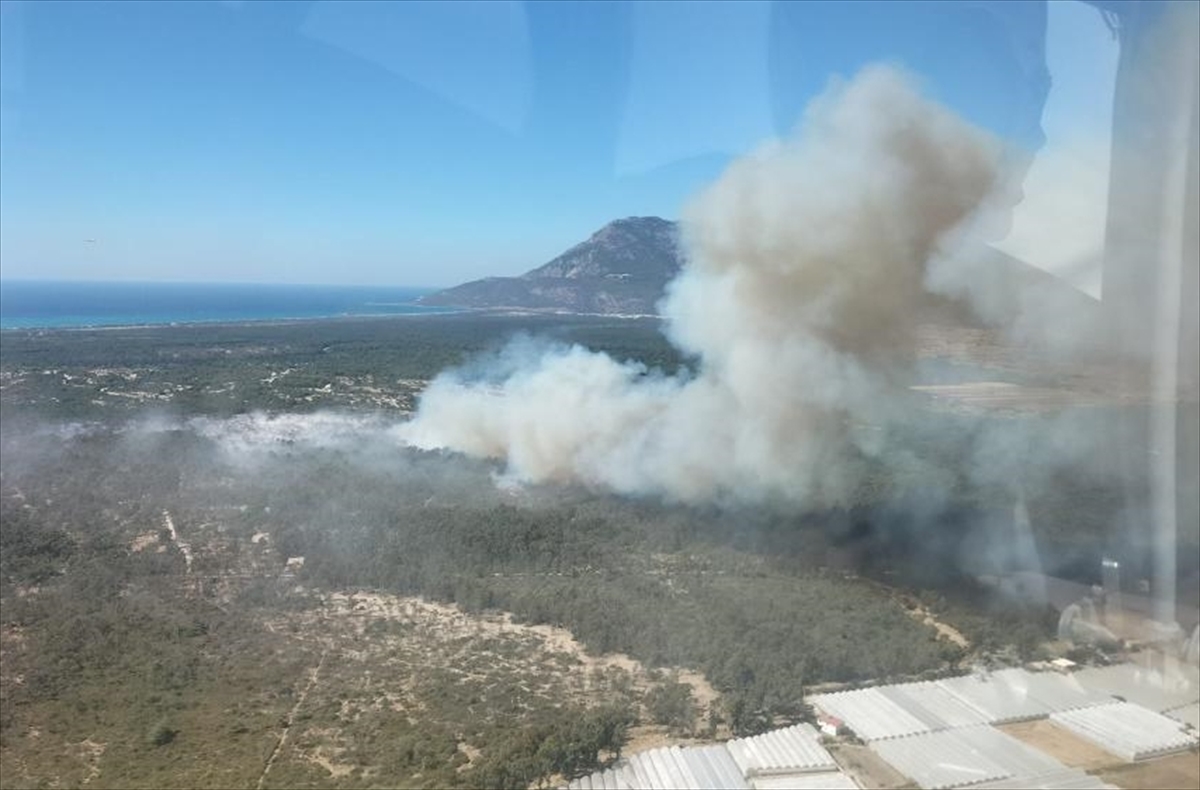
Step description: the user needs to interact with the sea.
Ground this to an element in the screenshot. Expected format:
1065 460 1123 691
0 280 456 330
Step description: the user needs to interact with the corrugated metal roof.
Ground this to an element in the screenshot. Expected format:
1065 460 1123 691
809 687 933 741
1164 702 1200 730
1072 662 1200 712
726 724 837 776
870 725 1072 789
1051 701 1200 761
931 671 1052 724
751 771 860 789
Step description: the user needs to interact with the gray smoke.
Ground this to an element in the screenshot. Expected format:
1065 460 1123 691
400 66 1009 507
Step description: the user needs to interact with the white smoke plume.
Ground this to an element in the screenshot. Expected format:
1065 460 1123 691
400 66 1006 506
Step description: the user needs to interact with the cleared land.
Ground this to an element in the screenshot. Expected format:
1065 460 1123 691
1 583 680 789
827 743 917 790
998 719 1122 771
1095 751 1200 790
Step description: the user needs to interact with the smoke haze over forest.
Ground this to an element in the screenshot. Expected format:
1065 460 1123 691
400 68 1107 511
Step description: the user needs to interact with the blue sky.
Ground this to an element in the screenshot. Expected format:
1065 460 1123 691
0 0 1117 287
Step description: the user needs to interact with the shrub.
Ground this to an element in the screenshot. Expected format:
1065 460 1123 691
645 679 696 735
147 719 178 747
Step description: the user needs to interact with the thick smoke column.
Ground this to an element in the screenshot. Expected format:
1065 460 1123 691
401 67 1003 505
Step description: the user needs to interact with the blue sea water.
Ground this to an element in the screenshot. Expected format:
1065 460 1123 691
0 280 455 330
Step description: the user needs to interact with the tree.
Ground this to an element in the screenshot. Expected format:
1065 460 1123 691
645 679 696 735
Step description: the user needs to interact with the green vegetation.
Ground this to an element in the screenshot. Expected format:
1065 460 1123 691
0 414 977 787
0 313 690 422
645 678 697 735
2 313 1135 789
471 706 634 789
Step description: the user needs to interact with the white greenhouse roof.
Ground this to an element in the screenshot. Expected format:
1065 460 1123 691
571 663 1198 790
1071 662 1200 713
869 725 1073 789
751 771 860 789
632 745 737 790
880 681 994 729
676 744 750 790
1051 701 1200 762
1165 701 1200 730
569 765 628 790
808 687 934 741
809 667 1108 738
567 726 846 790
726 723 837 776
931 671 1052 724
567 743 749 790
973 770 1117 789
988 668 1113 714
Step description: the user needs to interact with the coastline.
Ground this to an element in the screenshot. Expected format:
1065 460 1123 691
0 280 456 332
0 306 666 334
0 307 467 333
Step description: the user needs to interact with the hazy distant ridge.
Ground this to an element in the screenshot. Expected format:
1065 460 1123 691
417 217 684 315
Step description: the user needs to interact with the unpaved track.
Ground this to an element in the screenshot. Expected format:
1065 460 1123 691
162 510 193 573
256 648 328 790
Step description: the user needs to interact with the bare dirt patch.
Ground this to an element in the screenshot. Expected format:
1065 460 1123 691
622 724 687 756
455 741 482 773
305 749 355 780
828 743 917 789
162 510 193 573
130 530 160 552
73 738 106 786
250 589 722 785
1095 750 1200 790
910 604 970 649
319 591 718 710
998 719 1121 771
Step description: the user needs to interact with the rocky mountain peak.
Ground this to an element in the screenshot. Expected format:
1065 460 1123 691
418 216 684 315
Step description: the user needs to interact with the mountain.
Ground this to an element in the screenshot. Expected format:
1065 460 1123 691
418 217 684 315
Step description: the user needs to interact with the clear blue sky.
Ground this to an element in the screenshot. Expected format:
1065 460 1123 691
0 0 1115 287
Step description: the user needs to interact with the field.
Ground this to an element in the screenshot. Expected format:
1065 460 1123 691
1095 752 1200 790
998 719 1121 771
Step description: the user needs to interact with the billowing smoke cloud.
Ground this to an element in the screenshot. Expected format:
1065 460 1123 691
400 67 1008 506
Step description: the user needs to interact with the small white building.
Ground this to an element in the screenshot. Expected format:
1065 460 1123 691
817 714 844 738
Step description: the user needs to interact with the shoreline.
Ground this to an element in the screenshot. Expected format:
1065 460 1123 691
0 306 664 334
0 307 468 334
